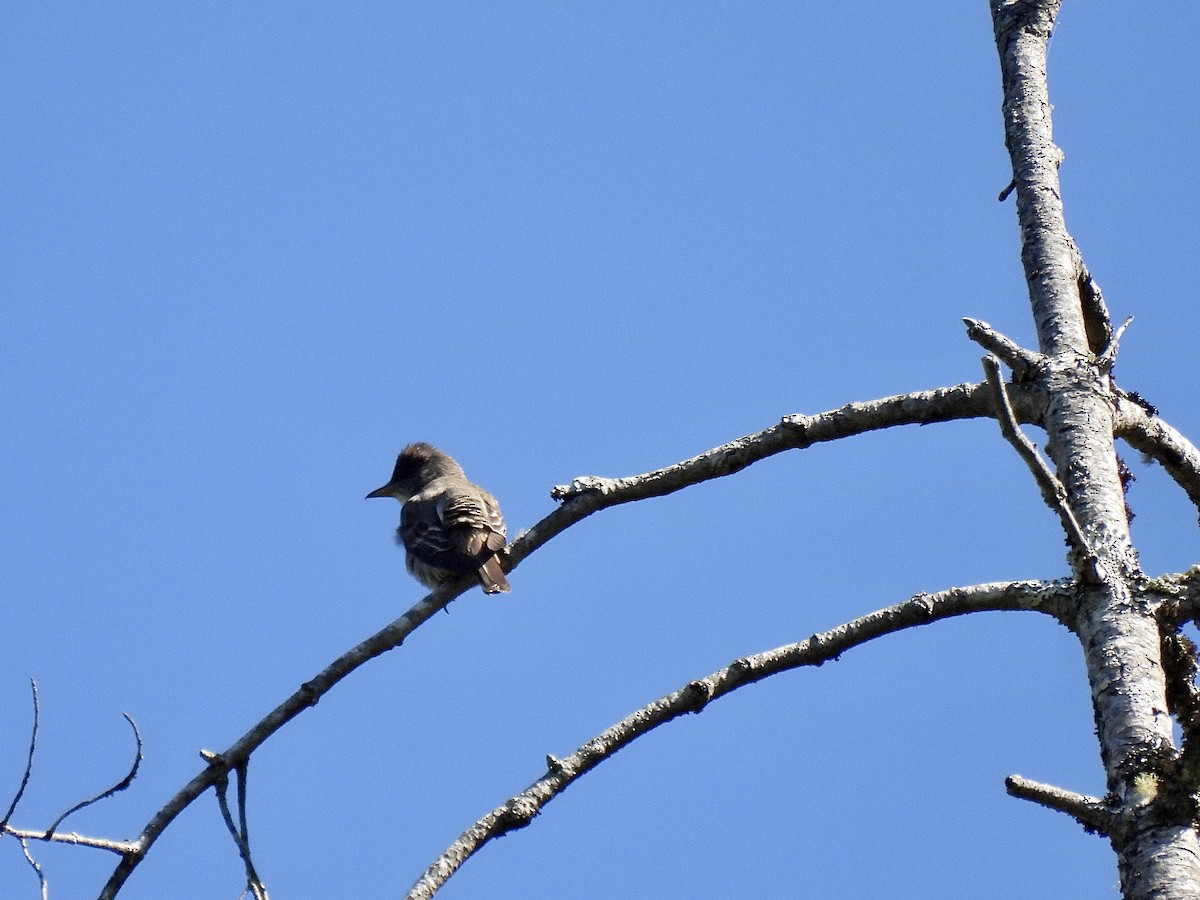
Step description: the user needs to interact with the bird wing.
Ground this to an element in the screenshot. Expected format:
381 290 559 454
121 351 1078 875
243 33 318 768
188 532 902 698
400 480 507 574
440 484 507 556
399 494 470 573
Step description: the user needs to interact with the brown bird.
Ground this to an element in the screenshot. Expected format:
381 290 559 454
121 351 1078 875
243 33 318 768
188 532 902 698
366 443 511 594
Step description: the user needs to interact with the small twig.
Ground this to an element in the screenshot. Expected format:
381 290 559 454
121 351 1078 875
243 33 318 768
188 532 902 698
215 766 269 900
44 712 143 837
19 838 49 900
963 318 1042 380
236 763 268 899
1005 774 1120 837
2 824 138 854
1 679 41 830
236 763 251 862
982 355 1100 581
997 178 1016 202
1096 315 1134 373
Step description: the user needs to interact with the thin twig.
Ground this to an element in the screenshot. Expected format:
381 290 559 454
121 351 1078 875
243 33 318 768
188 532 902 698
1 679 40 829
215 769 269 900
1005 774 1120 837
2 824 137 854
1096 315 1134 372
19 838 49 900
981 355 1099 581
44 712 143 837
237 763 268 899
406 579 1068 899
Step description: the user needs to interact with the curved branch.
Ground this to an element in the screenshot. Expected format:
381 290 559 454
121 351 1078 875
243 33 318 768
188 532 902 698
102 379 1048 896
540 380 1046 532
406 579 1069 899
1113 398 1200 516
46 713 142 837
0 679 40 830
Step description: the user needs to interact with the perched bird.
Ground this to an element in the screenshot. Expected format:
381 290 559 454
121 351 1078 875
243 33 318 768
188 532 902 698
366 443 511 594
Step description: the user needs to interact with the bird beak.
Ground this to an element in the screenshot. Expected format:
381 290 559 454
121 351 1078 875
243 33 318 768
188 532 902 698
365 484 395 500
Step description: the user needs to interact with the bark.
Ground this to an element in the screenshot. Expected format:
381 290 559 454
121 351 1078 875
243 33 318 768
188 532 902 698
990 2 1200 895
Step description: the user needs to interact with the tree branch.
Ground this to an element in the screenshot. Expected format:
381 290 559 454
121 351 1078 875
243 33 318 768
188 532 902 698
406 579 1068 899
1 825 138 855
543 380 1045 519
214 765 268 900
981 355 1098 580
963 318 1043 380
1113 398 1200 517
45 713 142 837
1005 774 1120 837
1096 315 1133 373
102 380 1050 896
0 679 40 831
19 838 48 900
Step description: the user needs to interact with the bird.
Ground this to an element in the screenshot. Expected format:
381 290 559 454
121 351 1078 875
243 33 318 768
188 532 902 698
366 443 511 594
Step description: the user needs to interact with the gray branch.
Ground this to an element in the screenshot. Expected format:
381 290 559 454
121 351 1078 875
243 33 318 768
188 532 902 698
963 318 1043 380
1005 775 1120 837
1113 399 1200 517
100 379 1055 897
406 580 1068 900
981 355 1098 580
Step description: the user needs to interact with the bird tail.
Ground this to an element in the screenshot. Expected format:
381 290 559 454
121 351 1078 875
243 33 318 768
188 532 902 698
477 556 511 594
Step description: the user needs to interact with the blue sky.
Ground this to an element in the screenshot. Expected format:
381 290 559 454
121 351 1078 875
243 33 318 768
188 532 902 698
2 4 1198 898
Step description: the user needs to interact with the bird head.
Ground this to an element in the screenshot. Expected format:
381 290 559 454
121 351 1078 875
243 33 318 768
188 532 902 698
365 442 465 502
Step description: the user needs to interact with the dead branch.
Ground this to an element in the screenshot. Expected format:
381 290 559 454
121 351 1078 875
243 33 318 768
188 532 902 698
981 355 1099 581
101 379 1044 896
406 579 1068 899
1005 775 1120 837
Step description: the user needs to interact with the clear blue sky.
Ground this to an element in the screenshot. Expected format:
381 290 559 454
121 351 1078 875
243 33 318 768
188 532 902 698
3 4 1198 898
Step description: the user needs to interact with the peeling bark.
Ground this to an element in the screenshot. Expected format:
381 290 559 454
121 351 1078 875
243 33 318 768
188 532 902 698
990 2 1200 895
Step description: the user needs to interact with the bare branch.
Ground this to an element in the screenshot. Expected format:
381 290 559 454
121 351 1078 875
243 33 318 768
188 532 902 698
215 766 269 900
1 679 40 830
406 579 1067 899
1113 399 1200 517
45 712 143 837
102 379 1054 896
1095 316 1132 373
19 838 49 900
963 318 1042 380
99 581 469 897
1005 774 1120 837
982 356 1098 580
544 380 1046 515
2 824 138 855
